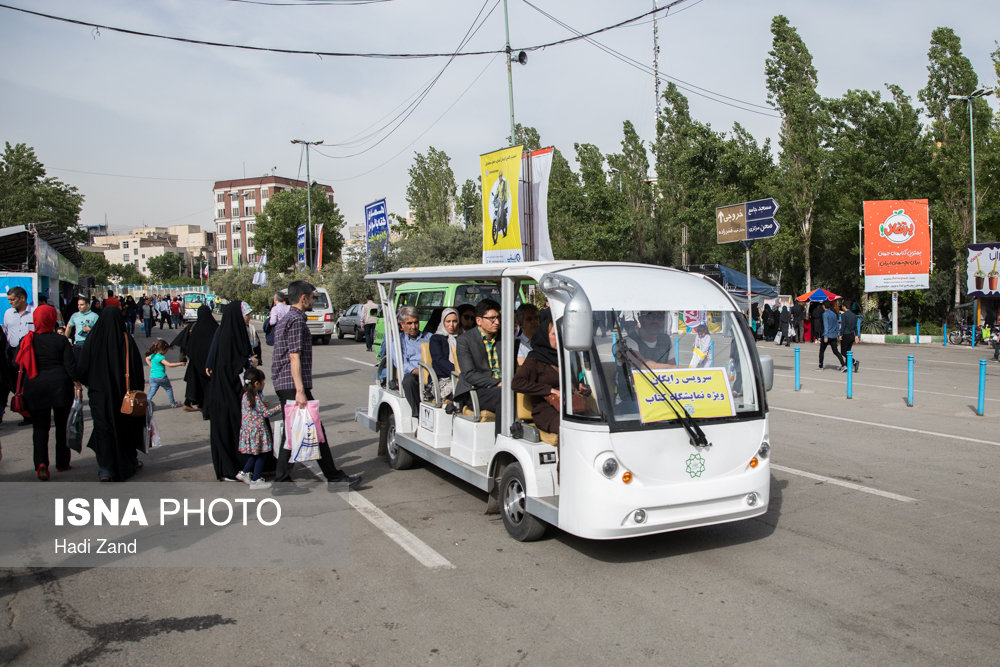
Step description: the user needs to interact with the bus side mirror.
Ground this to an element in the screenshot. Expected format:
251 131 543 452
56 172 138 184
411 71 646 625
540 273 592 351
758 354 774 392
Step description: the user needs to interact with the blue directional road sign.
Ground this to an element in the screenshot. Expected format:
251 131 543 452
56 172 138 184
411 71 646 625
744 198 780 240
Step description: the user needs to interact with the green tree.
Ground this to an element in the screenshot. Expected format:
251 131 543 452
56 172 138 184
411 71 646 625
208 265 257 303
329 246 380 312
607 120 653 261
80 250 111 283
253 186 345 272
0 142 85 242
393 220 479 268
146 253 185 282
106 263 145 285
458 178 482 231
766 15 829 292
406 147 456 228
546 147 584 259
919 27 995 305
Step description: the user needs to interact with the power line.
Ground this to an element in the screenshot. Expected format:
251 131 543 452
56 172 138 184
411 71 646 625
49 166 212 182
0 1 685 59
324 53 500 182
312 0 498 157
520 0 778 118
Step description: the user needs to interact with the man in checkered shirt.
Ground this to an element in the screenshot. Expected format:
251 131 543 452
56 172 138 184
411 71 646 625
272 280 362 488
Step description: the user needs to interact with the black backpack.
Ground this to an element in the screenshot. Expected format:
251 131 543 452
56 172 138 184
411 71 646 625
262 317 275 346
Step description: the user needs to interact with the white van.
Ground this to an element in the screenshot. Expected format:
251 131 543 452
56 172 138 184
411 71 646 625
305 287 335 345
357 261 774 542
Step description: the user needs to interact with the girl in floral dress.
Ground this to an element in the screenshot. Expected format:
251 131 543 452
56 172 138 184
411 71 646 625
235 368 281 490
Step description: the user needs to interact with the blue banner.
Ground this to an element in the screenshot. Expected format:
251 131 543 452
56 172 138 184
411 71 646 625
297 224 307 267
364 199 389 271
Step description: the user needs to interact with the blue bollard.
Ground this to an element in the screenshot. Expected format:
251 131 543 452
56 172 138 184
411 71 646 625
907 355 914 407
846 351 853 399
943 322 947 346
972 327 976 348
978 359 986 416
916 322 920 345
794 346 800 391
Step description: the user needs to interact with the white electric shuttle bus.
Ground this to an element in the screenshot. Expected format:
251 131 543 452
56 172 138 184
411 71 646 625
355 261 774 541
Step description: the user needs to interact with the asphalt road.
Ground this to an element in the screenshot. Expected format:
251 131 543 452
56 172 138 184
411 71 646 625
2 333 999 665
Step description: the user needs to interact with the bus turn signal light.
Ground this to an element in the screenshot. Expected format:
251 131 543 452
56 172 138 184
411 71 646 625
621 471 633 484
749 457 759 469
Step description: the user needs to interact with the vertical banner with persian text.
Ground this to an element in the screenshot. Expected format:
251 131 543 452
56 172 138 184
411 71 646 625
296 224 307 268
364 199 389 272
481 146 523 263
863 199 930 292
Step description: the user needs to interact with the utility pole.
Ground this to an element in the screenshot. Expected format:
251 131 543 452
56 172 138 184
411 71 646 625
503 0 516 145
652 0 661 125
291 139 324 268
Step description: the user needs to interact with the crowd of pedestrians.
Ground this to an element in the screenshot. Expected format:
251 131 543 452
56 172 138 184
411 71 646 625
0 282 360 491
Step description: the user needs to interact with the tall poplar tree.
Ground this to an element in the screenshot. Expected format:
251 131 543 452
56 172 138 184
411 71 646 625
765 15 828 292
406 147 456 228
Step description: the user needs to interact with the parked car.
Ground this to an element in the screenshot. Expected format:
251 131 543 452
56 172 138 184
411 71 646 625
336 303 366 342
305 287 335 345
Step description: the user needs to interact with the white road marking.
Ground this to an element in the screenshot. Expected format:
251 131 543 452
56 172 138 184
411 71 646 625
347 493 456 570
302 461 454 570
344 356 375 367
771 464 917 503
773 372 1000 402
771 406 1000 447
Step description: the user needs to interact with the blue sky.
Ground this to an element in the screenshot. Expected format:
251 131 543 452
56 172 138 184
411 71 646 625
0 0 996 234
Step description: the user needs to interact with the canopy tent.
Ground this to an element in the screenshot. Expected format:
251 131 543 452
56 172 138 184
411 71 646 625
678 264 778 311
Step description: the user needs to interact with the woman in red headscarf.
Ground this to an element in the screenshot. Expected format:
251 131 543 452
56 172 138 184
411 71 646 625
17 304 80 480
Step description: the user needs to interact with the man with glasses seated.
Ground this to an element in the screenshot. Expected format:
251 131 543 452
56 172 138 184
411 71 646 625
454 299 502 420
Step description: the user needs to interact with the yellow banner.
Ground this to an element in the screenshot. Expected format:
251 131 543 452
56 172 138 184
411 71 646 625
632 368 736 423
480 145 523 263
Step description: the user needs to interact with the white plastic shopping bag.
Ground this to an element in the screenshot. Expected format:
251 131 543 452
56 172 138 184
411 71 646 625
288 406 320 463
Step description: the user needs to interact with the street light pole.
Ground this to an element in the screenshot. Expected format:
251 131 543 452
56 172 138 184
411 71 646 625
291 139 324 268
503 0 516 145
948 88 993 245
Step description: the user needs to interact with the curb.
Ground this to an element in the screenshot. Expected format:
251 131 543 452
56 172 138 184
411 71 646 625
860 334 945 345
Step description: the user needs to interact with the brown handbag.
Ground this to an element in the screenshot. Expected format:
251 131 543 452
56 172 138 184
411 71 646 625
120 333 147 417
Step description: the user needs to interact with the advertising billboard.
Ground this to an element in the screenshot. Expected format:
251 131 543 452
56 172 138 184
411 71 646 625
966 243 1000 298
863 199 930 292
480 145 523 263
364 198 390 271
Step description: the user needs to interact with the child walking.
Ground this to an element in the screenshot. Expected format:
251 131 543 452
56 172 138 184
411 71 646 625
236 367 282 490
145 339 184 407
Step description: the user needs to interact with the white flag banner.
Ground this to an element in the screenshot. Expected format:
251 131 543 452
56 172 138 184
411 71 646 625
517 147 554 262
252 250 268 286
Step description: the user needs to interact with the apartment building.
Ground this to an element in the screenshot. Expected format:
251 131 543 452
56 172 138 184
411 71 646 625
213 176 335 270
90 225 215 276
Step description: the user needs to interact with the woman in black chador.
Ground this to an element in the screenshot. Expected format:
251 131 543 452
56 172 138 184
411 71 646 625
172 305 217 418
77 306 146 482
205 301 253 481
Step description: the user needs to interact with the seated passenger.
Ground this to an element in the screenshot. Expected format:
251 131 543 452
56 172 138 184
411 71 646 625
428 307 460 399
514 303 539 364
511 311 561 434
625 310 676 369
454 299 502 419
456 304 476 333
396 306 432 418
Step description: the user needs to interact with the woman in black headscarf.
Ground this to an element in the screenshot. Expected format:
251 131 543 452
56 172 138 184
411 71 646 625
172 305 217 417
511 309 562 434
77 306 146 482
205 301 252 481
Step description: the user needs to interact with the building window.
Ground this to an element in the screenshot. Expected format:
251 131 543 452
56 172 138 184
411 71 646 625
123 254 130 261
234 237 242 249
261 188 268 198
141 254 146 259
216 208 225 219
218 224 226 234
232 222 240 232
231 207 239 217
219 239 227 251
122 241 129 249
216 193 224 203
247 254 256 264
134 260 139 267
244 206 253 217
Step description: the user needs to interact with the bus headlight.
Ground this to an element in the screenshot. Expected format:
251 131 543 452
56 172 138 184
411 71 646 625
601 458 619 478
633 509 647 524
746 492 760 507
757 441 770 459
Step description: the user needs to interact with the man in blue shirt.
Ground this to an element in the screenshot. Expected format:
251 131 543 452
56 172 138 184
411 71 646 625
395 306 432 417
818 301 846 371
65 296 99 349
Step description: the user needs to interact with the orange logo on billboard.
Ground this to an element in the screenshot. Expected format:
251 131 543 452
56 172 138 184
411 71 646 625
879 209 915 244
